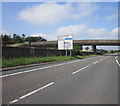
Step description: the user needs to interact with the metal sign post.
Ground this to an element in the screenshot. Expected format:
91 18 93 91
66 50 67 56
70 50 72 56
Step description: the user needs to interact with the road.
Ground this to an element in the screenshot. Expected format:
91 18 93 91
2 53 119 104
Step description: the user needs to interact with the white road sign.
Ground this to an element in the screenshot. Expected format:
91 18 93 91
58 35 73 50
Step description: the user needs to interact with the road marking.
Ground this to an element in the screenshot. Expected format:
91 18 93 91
1 66 52 78
72 64 91 74
100 58 104 61
1 58 93 78
0 62 77 78
93 61 99 64
10 99 18 104
67 60 81 64
9 82 54 104
115 56 118 59
116 60 120 67
52 63 66 67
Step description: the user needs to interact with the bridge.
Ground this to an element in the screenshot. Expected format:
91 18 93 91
30 39 120 52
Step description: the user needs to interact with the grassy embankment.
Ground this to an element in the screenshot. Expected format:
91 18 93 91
2 56 75 68
2 55 97 68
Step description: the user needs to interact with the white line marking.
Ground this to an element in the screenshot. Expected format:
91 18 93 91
100 58 104 61
67 60 81 64
93 61 99 64
72 64 90 74
52 63 66 67
10 99 18 104
116 60 120 67
9 82 54 104
0 62 72 78
115 56 118 59
1 56 99 78
1 66 52 78
1 59 90 78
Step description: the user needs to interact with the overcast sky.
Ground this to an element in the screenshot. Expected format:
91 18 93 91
1 2 119 50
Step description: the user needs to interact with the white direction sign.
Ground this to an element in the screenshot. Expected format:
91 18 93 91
58 35 73 50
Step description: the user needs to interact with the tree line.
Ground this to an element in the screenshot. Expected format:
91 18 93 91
0 34 47 45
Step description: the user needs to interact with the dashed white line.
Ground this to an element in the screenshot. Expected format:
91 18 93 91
72 64 91 74
93 61 99 64
100 58 103 61
10 99 18 104
115 56 118 59
116 59 120 67
9 82 54 104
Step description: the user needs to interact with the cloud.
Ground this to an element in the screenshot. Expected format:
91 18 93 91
109 27 118 36
73 2 99 18
54 25 118 40
18 2 99 25
55 25 86 36
30 25 118 41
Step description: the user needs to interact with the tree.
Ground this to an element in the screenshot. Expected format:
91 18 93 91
97 49 108 53
22 34 26 40
110 50 114 53
13 34 17 43
25 36 47 42
72 44 83 55
1 34 14 45
85 46 89 51
1 34 47 45
13 34 23 43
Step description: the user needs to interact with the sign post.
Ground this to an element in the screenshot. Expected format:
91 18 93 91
70 50 72 56
66 50 67 56
58 35 73 56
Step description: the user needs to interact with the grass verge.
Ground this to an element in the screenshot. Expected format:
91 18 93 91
2 56 75 68
75 55 97 59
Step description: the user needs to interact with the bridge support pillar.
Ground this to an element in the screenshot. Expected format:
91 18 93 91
92 45 96 53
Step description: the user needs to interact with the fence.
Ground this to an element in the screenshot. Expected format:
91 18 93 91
2 46 65 59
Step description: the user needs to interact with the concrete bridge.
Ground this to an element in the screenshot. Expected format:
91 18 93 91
30 39 120 52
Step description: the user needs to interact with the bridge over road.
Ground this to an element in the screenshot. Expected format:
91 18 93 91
30 39 120 52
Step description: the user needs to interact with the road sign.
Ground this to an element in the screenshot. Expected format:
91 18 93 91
58 35 73 50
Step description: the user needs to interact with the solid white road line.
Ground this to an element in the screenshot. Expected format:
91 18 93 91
116 60 120 67
1 61 79 78
1 66 52 78
9 82 54 104
1 57 95 78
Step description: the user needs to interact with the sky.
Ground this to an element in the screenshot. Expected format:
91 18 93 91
1 2 119 50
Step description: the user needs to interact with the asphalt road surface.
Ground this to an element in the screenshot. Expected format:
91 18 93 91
2 53 119 104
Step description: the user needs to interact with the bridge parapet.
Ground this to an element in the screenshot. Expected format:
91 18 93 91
30 39 120 46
